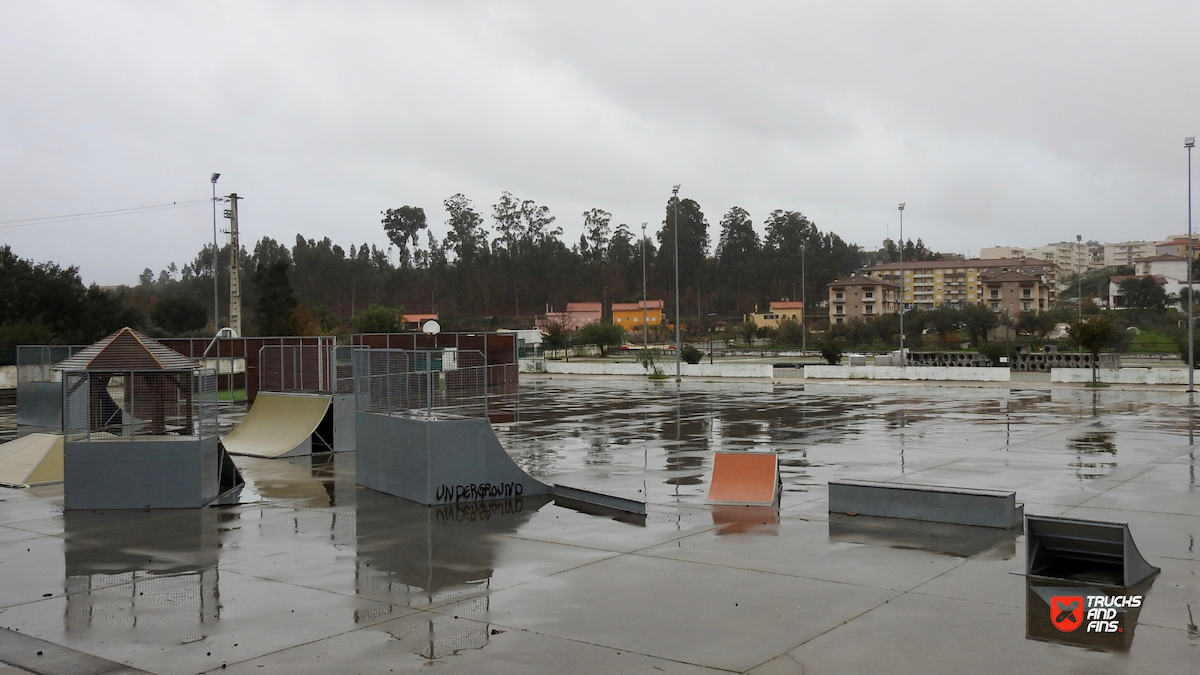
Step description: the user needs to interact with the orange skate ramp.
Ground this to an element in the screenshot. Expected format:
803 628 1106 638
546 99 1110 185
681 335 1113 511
705 452 780 506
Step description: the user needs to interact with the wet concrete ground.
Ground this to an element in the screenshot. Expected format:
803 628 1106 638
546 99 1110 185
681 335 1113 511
0 377 1198 673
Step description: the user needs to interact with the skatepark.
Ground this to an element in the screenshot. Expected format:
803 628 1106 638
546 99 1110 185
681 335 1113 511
0 335 1198 673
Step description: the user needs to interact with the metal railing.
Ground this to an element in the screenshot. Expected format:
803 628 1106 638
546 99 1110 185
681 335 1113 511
354 348 498 420
62 369 218 442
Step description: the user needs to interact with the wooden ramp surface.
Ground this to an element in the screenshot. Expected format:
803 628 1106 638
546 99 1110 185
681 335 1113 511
706 452 780 506
221 393 331 458
0 433 64 487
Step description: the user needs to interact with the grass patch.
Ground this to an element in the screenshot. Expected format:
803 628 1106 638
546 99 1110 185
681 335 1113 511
217 389 247 401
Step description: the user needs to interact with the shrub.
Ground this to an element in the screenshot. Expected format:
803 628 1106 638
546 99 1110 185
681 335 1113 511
818 339 843 365
681 344 703 364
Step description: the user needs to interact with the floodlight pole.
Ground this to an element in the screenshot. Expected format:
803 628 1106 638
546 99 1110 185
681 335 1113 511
1187 136 1195 393
801 244 807 355
898 203 905 366
673 184 682 382
210 173 220 333
641 222 648 350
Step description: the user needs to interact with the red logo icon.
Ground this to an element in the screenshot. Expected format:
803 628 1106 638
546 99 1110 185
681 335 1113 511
1050 595 1084 632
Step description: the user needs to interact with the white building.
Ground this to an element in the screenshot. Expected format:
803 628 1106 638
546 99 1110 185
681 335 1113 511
1029 241 1091 276
979 246 1029 260
1136 254 1188 281
1103 241 1159 267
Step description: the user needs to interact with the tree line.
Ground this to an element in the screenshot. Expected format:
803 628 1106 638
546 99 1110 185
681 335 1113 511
123 192 913 337
4 192 955 344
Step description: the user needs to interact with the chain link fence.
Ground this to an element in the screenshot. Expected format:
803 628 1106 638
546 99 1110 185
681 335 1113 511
62 369 218 442
353 348 494 420
17 345 85 383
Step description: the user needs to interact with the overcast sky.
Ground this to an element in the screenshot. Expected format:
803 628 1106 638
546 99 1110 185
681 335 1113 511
2 1 1198 286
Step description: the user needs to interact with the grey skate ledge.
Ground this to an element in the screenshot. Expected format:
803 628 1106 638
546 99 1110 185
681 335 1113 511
553 484 647 516
828 479 1023 529
1025 514 1160 588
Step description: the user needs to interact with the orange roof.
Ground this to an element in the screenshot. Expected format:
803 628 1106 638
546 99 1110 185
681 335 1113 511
612 300 664 311
565 302 602 312
768 301 804 310
403 313 438 322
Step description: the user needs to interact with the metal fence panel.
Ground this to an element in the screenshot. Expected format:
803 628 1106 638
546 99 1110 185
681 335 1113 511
63 369 218 442
354 349 493 420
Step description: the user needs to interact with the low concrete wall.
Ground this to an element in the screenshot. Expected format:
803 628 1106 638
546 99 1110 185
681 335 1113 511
804 365 1010 382
543 361 773 378
1050 367 1191 385
829 480 1023 528
0 365 15 390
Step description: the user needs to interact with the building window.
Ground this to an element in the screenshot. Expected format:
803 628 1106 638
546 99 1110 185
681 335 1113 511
1023 301 1031 311
990 302 999 311
864 291 874 299
835 306 844 315
865 305 874 315
1022 289 1031 298
835 292 844 300
836 317 844 324
990 289 999 299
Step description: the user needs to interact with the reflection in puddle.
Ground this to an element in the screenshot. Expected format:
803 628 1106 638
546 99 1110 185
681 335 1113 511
711 505 778 535
63 510 222 633
827 513 1018 559
1068 427 1117 479
354 492 551 659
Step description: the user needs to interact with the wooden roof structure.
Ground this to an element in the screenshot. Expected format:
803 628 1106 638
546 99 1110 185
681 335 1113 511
54 328 202 372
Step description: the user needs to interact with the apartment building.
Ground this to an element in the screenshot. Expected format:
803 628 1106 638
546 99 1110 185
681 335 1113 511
979 246 1029 259
864 258 1056 312
743 301 804 329
1155 237 1200 260
1103 241 1159 267
827 276 900 324
1029 241 1091 276
979 271 1051 315
982 242 1091 276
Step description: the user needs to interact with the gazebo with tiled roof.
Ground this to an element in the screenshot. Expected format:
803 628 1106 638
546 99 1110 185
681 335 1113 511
54 327 241 509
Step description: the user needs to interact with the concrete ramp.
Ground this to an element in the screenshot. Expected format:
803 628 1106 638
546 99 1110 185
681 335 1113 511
0 433 64 487
222 392 332 458
357 413 552 504
706 452 780 506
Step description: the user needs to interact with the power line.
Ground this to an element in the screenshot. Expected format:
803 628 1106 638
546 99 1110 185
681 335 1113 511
0 199 210 230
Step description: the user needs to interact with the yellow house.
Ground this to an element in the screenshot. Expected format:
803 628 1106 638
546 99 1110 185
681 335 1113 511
743 301 804 329
612 300 664 331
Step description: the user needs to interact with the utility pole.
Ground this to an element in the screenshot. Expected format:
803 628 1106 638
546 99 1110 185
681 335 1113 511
210 173 220 332
641 222 648 350
898 203 906 367
673 185 681 382
225 193 243 337
801 244 807 355
1187 136 1195 392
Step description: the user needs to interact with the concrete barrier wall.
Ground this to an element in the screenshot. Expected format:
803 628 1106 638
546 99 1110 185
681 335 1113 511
543 361 773 378
0 366 15 390
804 365 1010 382
1050 367 1191 385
